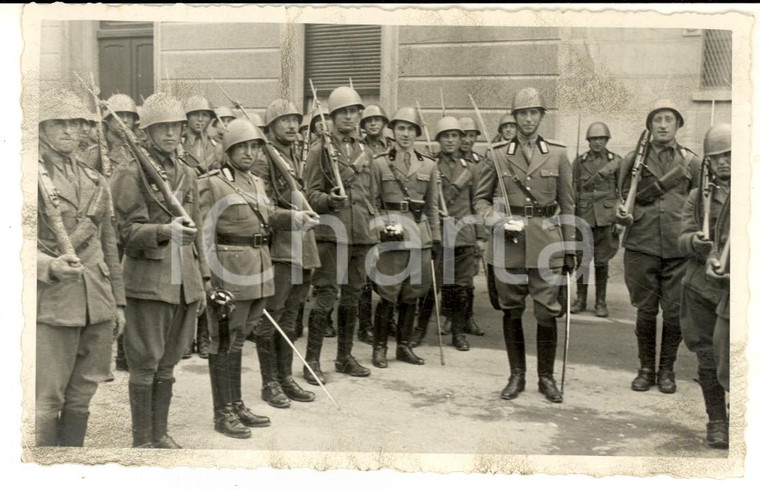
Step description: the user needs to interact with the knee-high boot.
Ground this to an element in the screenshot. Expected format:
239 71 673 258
411 287 435 347
500 310 526 400
303 310 327 385
57 410 89 447
257 334 290 409
209 352 252 438
35 411 60 447
275 332 315 403
396 301 425 365
632 311 657 391
697 349 728 448
372 298 393 368
594 265 609 317
451 287 471 351
152 378 181 448
536 318 562 403
128 382 153 448
357 282 374 345
335 305 371 377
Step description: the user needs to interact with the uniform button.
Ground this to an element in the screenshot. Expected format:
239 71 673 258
526 176 531 181
526 186 531 191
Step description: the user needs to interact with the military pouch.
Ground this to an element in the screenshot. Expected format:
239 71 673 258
581 173 603 191
406 198 426 223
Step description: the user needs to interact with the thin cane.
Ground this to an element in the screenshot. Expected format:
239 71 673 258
560 272 572 394
430 260 446 366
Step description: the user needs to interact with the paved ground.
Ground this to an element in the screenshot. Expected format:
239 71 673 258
25 254 734 470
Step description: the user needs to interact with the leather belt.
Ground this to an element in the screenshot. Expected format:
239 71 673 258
216 233 270 248
384 201 410 212
509 203 558 218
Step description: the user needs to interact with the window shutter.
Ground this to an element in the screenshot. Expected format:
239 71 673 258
304 24 382 97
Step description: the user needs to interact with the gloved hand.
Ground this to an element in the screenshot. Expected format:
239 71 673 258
612 223 625 237
503 218 524 242
159 219 198 245
691 232 714 260
293 210 320 230
328 186 348 210
705 256 729 283
114 306 127 337
615 204 634 226
381 223 404 242
562 254 577 275
50 254 83 282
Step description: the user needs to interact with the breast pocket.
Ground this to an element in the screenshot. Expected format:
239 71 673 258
224 202 253 222
415 172 432 196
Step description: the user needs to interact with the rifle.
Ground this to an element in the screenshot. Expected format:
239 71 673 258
211 78 314 214
88 72 112 177
468 94 518 242
308 79 346 197
414 101 436 158
414 101 448 218
621 129 650 218
715 239 730 276
700 156 714 240
301 98 315 167
75 72 195 227
560 271 571 394
38 164 82 268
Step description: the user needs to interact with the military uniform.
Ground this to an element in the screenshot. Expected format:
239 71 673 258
712 195 730 392
182 130 224 174
620 140 700 393
37 122 126 447
304 114 379 382
571 147 623 315
110 93 208 448
474 122 575 402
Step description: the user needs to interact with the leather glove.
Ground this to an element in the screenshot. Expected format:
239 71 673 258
503 218 524 242
615 204 634 226
691 232 714 260
50 254 83 283
160 220 197 246
562 254 577 275
381 223 404 242
114 306 127 337
706 256 729 283
328 186 348 210
293 210 320 230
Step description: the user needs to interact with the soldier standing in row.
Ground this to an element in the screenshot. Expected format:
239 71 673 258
678 123 731 449
252 100 320 408
570 122 623 317
371 107 440 367
459 117 484 166
36 88 126 446
111 93 208 448
303 86 378 384
616 101 700 394
475 87 576 403
707 188 730 395
209 106 236 145
493 112 518 144
182 95 223 174
84 94 141 177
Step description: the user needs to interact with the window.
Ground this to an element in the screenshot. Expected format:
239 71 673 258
700 29 731 89
304 24 382 98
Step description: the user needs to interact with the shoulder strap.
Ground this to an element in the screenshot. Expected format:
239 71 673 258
213 172 270 227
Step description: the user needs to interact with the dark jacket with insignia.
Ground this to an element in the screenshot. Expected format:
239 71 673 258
438 151 486 247
572 149 623 227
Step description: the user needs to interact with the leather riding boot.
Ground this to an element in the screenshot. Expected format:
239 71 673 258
231 400 271 428
396 301 425 365
257 335 290 408
411 288 434 347
294 304 305 339
500 311 527 400
152 378 181 448
440 288 453 335
594 265 609 318
324 307 337 338
208 353 225 415
275 328 295 382
227 350 271 427
372 298 393 368
197 314 210 359
632 312 657 391
215 404 252 439
35 411 60 447
357 282 374 345
115 334 129 371
280 376 316 402
451 288 470 351
335 305 371 376
463 286 485 336
657 316 682 394
303 310 327 386
128 382 153 448
697 362 728 448
58 410 89 447
570 282 587 314
536 319 562 403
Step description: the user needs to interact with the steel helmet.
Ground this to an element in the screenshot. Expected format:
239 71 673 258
309 108 330 132
248 112 265 129
140 93 186 129
586 122 611 140
497 112 517 132
39 88 91 123
300 112 311 132
646 100 684 130
264 99 303 127
223 119 266 153
511 87 546 114
434 116 464 140
184 95 215 117
458 117 480 135
703 123 731 156
327 86 364 115
389 106 422 136
104 94 139 121
214 106 235 121
361 105 389 128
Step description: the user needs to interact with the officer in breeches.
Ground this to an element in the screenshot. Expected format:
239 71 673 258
474 87 576 403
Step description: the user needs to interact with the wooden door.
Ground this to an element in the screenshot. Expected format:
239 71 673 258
98 22 154 102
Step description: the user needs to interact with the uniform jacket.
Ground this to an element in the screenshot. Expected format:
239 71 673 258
83 138 138 177
198 162 296 301
474 136 575 269
462 149 483 166
572 149 623 227
438 151 486 247
620 141 700 259
37 144 126 327
363 134 394 156
251 139 320 270
373 147 441 249
678 186 729 304
181 130 223 174
110 147 208 304
305 128 381 245
713 191 730 318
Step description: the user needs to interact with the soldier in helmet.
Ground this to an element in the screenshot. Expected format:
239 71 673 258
84 94 141 178
678 123 731 449
474 87 576 403
494 112 518 143
569 122 624 317
412 116 484 351
615 100 701 394
459 116 484 167
110 93 208 448
182 95 224 174
251 99 320 408
370 106 440 367
310 108 333 137
303 85 379 384
209 106 236 145
36 88 126 446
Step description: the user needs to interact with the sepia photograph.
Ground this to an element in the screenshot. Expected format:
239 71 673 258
8 2 757 484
